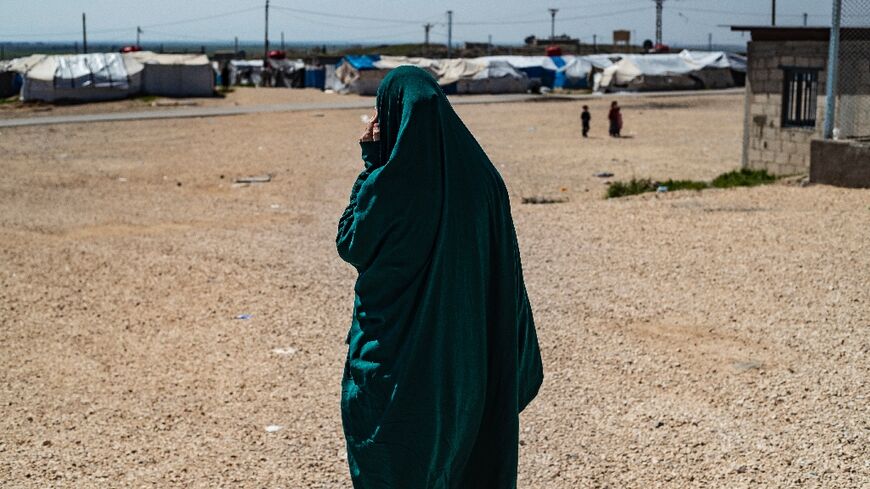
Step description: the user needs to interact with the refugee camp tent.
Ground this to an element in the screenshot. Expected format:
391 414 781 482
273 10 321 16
679 50 747 87
333 55 389 95
598 52 745 92
125 51 214 97
0 61 20 98
476 56 559 89
229 59 263 86
440 60 528 94
269 58 305 87
20 53 143 102
553 56 593 89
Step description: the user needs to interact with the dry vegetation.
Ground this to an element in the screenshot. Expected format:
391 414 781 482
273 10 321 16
0 91 867 488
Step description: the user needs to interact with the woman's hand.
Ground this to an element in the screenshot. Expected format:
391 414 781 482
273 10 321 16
360 109 380 142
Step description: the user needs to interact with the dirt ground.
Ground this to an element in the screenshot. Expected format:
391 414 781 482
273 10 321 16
0 87 371 119
0 92 867 488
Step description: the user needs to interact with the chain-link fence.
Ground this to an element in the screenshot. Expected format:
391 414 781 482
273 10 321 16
834 0 870 140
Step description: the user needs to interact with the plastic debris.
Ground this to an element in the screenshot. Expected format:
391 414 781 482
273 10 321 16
270 204 281 209
594 172 614 178
234 175 272 184
265 425 283 433
235 314 253 320
656 186 669 193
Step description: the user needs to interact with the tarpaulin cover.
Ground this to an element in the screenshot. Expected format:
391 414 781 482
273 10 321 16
679 50 747 72
344 55 381 70
27 53 134 88
336 66 543 488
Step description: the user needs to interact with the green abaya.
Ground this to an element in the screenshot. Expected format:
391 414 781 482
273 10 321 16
336 66 543 489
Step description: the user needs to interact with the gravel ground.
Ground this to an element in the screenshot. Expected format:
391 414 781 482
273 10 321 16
0 86 371 119
0 92 867 488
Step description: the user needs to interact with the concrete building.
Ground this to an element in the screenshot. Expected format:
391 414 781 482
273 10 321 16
731 26 870 177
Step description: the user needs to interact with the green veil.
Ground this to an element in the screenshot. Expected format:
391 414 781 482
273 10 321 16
336 66 543 489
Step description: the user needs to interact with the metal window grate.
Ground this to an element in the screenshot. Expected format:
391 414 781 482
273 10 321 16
782 68 820 128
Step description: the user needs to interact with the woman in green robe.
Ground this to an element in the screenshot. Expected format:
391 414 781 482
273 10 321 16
336 66 543 489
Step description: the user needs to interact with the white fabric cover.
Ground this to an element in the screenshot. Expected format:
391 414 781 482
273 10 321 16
21 53 143 102
125 51 214 97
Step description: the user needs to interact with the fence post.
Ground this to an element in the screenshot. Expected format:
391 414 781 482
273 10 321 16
823 0 842 139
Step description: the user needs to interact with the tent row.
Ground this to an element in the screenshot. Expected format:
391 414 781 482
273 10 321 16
1 51 214 102
329 51 746 95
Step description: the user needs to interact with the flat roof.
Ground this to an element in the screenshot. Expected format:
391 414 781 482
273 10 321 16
731 26 870 42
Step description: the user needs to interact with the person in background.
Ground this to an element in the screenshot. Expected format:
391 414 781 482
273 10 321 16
608 101 622 137
581 105 591 138
261 64 273 88
220 63 231 91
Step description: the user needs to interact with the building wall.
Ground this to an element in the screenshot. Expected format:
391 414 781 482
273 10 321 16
743 40 828 175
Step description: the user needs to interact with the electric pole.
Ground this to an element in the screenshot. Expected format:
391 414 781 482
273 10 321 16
803 13 808 26
234 36 239 54
136 26 142 47
424 23 432 49
264 0 270 58
708 33 712 51
488 34 493 55
593 34 597 53
82 13 88 54
447 10 453 58
653 0 665 47
771 0 776 26
281 31 285 50
548 8 558 40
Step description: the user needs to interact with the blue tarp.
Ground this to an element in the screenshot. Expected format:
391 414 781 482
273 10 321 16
343 55 381 70
551 56 567 89
305 66 325 89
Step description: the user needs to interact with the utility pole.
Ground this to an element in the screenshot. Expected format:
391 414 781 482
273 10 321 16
708 33 712 51
488 34 492 55
234 36 239 54
424 23 432 49
281 31 285 50
136 26 142 46
447 10 453 58
823 0 842 139
803 13 808 26
593 34 597 53
653 0 665 47
548 8 559 40
264 0 270 58
771 0 776 26
82 13 88 54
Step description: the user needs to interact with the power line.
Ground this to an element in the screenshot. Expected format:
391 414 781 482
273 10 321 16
2 6 261 39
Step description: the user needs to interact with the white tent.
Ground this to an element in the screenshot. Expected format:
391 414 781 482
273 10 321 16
598 52 742 92
21 53 143 102
678 50 747 72
451 60 528 94
125 51 214 97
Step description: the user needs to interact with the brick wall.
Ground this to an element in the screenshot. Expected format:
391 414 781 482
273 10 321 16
743 41 829 175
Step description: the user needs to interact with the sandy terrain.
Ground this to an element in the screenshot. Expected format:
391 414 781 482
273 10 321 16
0 86 372 119
0 92 867 488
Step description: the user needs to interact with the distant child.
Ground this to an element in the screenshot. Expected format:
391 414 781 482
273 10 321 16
608 101 623 137
581 105 591 138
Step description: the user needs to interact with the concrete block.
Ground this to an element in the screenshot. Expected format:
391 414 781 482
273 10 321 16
810 139 870 188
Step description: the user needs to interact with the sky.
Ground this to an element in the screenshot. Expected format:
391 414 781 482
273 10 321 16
0 0 834 47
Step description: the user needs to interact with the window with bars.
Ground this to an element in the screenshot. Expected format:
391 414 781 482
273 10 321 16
781 68 820 128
